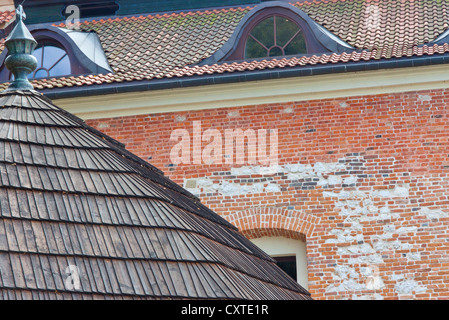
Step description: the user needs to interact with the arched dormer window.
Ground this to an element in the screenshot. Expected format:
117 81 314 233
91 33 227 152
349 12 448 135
25 40 71 79
200 2 354 65
245 15 306 59
6 38 74 81
0 26 112 82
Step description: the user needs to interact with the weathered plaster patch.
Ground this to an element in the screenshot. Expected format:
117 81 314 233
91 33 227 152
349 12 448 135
175 115 186 122
418 95 432 102
185 178 281 196
352 293 384 300
185 161 350 196
183 156 439 299
326 264 385 293
420 207 449 219
370 185 409 198
395 279 427 295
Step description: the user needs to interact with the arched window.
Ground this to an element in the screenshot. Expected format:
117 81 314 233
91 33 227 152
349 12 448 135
31 41 71 79
245 15 307 59
9 40 72 80
201 3 354 65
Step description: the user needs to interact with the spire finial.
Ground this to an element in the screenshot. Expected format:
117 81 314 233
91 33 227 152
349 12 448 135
16 5 26 22
3 5 37 92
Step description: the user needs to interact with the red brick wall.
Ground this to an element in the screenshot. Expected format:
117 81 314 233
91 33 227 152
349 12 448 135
86 89 449 300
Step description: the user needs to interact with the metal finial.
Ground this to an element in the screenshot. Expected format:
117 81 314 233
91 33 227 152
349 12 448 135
3 5 37 92
16 5 26 21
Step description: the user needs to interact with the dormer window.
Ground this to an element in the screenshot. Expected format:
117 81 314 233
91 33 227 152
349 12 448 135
28 41 71 79
7 39 72 80
0 26 113 82
245 15 306 59
200 3 354 65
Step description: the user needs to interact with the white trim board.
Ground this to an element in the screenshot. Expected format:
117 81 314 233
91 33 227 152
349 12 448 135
54 64 449 120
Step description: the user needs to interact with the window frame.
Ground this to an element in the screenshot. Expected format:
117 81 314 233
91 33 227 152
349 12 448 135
21 39 71 80
32 30 87 76
244 14 307 59
225 7 328 61
250 235 309 289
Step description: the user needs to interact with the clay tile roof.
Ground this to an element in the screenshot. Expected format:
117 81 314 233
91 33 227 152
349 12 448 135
0 11 14 26
0 89 311 300
2 0 449 90
294 0 449 50
165 43 449 78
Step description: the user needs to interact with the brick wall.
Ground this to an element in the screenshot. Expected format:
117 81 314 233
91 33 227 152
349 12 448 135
86 88 449 300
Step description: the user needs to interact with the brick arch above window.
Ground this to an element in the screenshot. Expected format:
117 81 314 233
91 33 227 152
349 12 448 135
200 1 354 65
226 207 320 242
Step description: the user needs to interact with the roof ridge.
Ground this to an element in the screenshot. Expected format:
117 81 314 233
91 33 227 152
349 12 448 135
52 5 254 28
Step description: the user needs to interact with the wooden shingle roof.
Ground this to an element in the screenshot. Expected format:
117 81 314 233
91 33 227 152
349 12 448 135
0 89 311 300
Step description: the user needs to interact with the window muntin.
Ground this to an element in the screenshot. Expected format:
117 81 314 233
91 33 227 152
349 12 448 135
244 15 307 59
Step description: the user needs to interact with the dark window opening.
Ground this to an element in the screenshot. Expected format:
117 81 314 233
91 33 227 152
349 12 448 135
274 256 297 282
63 1 119 19
244 15 306 59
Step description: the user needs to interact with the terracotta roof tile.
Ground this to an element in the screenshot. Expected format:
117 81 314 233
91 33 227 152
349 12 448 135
294 0 449 50
0 10 14 25
1 1 449 90
165 43 449 78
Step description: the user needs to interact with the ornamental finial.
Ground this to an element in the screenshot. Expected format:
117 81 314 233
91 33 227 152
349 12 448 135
3 5 37 91
16 5 26 22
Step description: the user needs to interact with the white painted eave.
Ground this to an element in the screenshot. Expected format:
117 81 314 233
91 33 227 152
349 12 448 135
53 64 449 120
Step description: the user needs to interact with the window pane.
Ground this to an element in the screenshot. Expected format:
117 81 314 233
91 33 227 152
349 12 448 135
245 36 267 59
42 46 66 69
33 47 43 66
28 42 72 79
284 32 307 55
245 15 307 59
49 54 70 77
276 16 299 48
250 16 274 49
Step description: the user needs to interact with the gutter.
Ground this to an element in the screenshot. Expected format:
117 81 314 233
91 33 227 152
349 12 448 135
42 53 449 100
